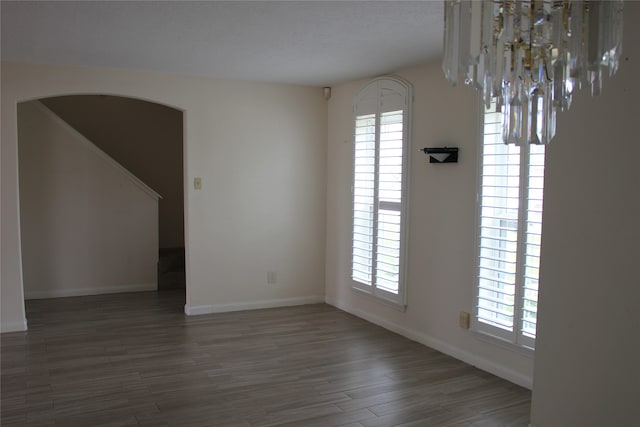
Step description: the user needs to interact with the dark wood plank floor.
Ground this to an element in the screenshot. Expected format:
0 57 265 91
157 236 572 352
1 291 531 426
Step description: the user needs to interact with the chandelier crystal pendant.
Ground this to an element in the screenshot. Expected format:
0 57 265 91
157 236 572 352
443 0 624 145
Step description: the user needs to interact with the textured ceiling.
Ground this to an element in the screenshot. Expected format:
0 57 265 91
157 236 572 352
1 1 444 86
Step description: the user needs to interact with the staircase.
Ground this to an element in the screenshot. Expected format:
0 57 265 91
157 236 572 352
158 247 186 290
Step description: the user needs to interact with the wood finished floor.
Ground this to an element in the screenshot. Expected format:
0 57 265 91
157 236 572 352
1 291 531 426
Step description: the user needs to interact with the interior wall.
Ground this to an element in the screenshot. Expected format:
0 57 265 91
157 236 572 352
18 101 159 298
1 61 327 331
325 63 535 388
41 95 184 249
530 3 640 425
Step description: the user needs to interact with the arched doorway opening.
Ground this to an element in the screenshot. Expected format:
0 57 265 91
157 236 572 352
17 95 185 313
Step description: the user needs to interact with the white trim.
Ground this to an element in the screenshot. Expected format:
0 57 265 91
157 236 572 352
24 283 157 300
472 328 535 357
32 101 162 201
184 295 325 316
351 285 406 312
325 295 533 390
1 319 28 333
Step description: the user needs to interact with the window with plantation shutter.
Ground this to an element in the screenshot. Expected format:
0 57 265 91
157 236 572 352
476 99 545 349
352 77 411 308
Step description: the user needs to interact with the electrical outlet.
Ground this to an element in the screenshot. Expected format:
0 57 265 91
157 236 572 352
459 311 470 329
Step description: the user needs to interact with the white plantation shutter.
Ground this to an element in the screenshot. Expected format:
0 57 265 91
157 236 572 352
521 144 545 345
352 77 411 307
476 100 545 349
376 110 403 293
353 113 376 286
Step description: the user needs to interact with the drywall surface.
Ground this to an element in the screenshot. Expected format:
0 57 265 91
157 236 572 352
1 62 327 331
41 95 184 249
530 4 640 426
18 101 159 299
325 62 535 388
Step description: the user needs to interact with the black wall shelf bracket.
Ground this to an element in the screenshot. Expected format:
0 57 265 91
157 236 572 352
420 147 459 163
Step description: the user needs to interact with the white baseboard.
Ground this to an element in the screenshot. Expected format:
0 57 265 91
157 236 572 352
184 295 325 316
1 318 28 333
325 295 533 390
24 283 157 300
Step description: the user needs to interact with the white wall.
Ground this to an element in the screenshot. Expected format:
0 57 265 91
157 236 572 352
530 3 640 425
325 64 534 388
18 101 159 299
1 62 327 331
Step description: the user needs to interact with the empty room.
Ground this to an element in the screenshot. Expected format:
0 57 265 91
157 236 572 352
1 1 638 426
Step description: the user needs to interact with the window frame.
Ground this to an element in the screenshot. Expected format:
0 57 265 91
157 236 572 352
350 76 412 310
473 96 545 352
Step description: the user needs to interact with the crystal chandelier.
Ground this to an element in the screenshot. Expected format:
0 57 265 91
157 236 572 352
443 0 624 145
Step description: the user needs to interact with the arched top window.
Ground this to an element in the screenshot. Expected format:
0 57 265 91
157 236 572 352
351 76 412 308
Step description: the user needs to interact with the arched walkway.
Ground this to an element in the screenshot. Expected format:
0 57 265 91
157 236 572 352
17 95 186 318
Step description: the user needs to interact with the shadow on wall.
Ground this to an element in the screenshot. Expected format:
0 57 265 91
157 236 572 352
41 95 185 251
